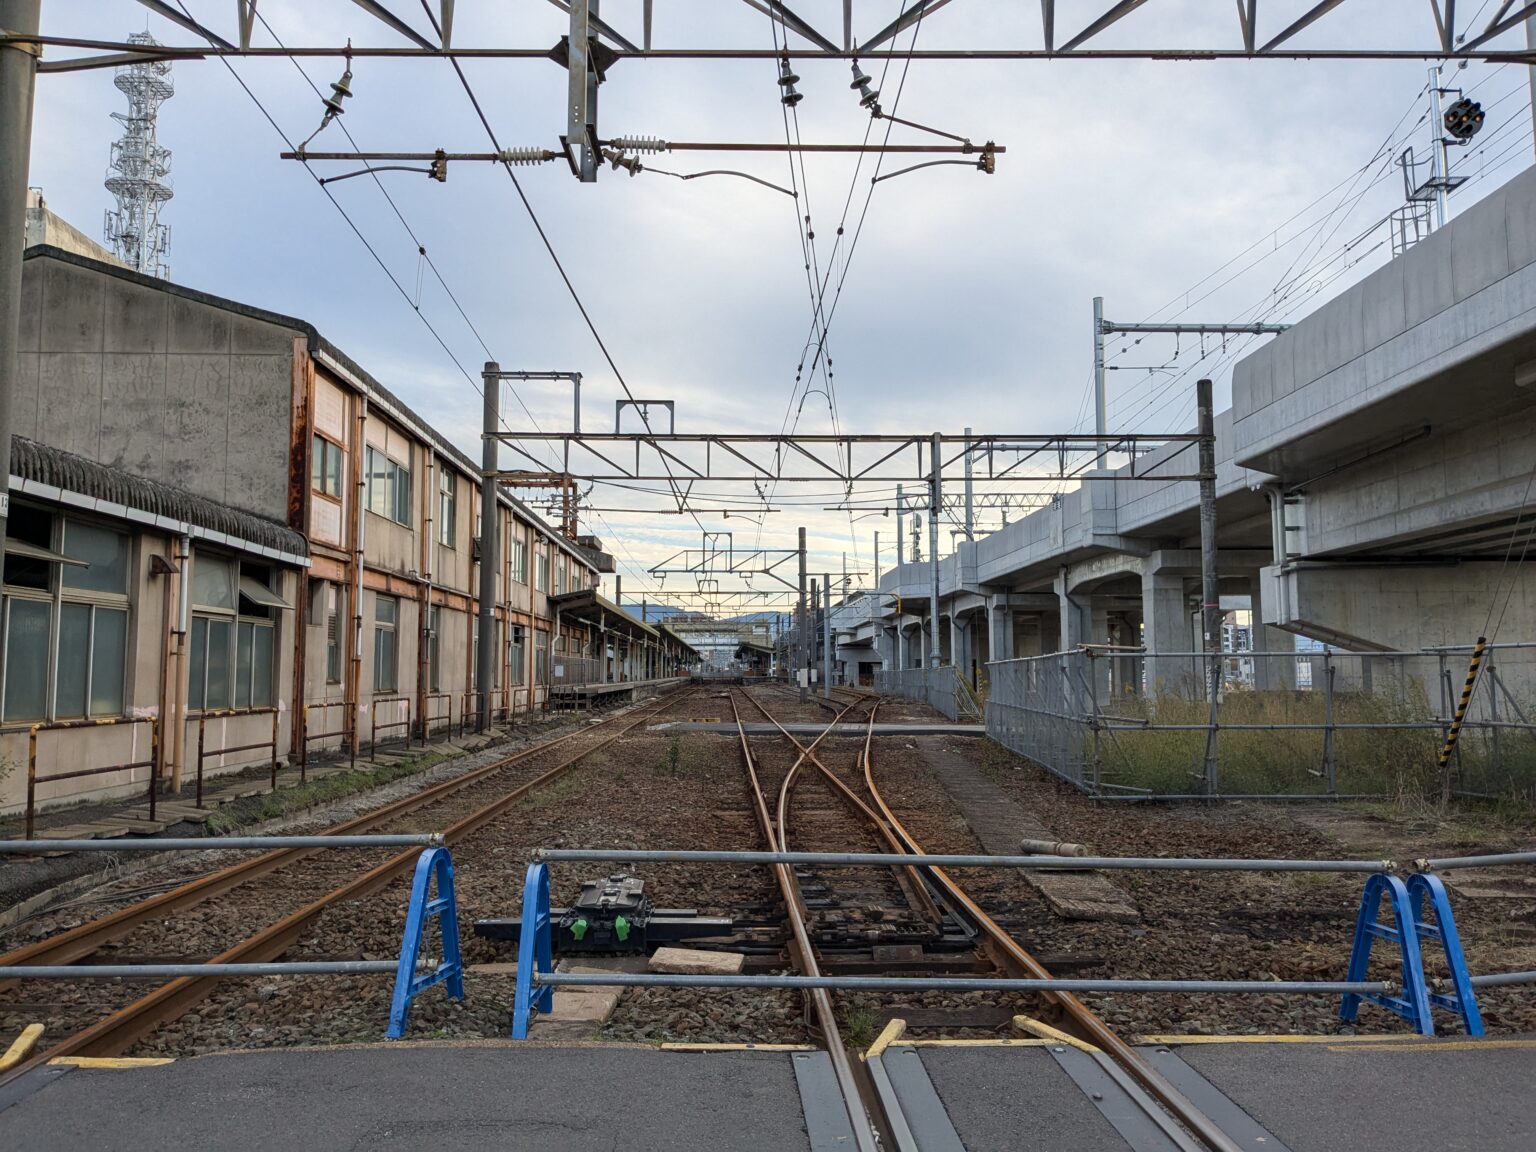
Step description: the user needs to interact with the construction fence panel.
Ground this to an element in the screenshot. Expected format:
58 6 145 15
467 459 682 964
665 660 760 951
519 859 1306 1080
873 666 962 721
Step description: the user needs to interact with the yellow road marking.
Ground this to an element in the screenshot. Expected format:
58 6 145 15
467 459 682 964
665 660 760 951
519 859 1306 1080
0 1024 44 1072
48 1057 174 1069
1138 1034 1420 1046
863 1017 907 1061
1326 1039 1536 1053
1013 1014 1099 1053
904 1039 1054 1048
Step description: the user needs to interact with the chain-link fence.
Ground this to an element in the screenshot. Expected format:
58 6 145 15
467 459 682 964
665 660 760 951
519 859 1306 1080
985 644 1536 800
873 666 982 722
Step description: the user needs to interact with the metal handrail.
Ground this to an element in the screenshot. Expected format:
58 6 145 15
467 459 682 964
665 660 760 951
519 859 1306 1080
24 716 160 839
194 707 280 808
300 699 354 779
370 695 413 761
421 692 452 741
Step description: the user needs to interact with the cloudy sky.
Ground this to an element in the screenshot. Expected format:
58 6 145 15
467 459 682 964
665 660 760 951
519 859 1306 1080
26 2 1536 609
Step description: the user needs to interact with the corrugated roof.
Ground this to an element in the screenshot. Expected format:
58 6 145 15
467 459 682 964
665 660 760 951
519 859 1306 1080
12 436 308 558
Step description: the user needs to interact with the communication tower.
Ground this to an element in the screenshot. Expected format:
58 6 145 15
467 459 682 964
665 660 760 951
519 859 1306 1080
103 32 174 279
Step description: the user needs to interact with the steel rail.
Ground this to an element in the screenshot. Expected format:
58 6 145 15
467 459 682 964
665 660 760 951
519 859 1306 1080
0 700 668 984
857 714 1244 1152
0 688 696 1082
728 691 879 1152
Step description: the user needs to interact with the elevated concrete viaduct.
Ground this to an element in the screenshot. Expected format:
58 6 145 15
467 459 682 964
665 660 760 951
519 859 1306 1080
858 163 1536 685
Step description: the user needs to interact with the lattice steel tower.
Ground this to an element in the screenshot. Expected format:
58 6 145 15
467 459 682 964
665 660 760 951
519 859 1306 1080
103 32 173 279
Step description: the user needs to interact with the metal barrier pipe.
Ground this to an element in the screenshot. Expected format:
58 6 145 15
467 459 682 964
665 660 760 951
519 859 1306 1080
25 716 160 839
531 973 1391 995
533 848 1395 872
1422 851 1536 870
459 691 481 739
0 834 443 853
1 961 410 979
1469 970 1536 988
370 695 414 761
193 707 281 807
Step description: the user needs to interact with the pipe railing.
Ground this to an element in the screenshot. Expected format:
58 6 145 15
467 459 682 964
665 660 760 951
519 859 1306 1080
194 706 280 807
0 833 442 852
421 692 453 741
24 716 160 839
300 699 354 779
533 847 1398 872
369 695 414 760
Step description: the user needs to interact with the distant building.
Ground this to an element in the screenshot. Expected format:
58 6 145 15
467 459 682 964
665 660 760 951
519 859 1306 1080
24 189 125 268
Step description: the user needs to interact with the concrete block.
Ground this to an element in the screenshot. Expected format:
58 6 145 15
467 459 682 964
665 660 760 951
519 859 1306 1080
1361 252 1407 352
648 947 746 976
162 353 232 500
1403 228 1456 327
17 260 41 352
36 353 102 459
229 311 295 354
1451 185 1511 304
99 352 166 477
167 293 230 355
103 282 168 354
11 353 40 441
39 260 104 353
1505 169 1536 270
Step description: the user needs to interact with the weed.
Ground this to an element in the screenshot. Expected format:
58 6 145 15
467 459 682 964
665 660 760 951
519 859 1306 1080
842 1006 877 1048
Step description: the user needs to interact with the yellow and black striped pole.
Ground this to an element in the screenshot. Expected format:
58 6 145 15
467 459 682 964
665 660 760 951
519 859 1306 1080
1437 636 1487 799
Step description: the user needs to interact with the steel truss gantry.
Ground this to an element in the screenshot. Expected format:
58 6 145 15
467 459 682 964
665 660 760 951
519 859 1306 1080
26 2 1536 71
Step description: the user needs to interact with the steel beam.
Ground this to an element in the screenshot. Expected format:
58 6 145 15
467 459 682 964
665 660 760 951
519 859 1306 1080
751 0 840 54
132 0 235 50
545 0 640 53
1041 0 1055 52
1464 0 1536 50
1236 0 1257 53
1259 0 1348 53
1060 0 1151 53
857 0 958 55
347 0 436 51
237 0 257 51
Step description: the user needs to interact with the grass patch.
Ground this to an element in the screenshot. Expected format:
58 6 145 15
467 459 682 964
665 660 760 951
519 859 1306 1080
204 751 450 834
842 1006 877 1048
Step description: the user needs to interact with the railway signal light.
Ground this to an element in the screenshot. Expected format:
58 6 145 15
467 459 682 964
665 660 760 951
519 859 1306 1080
1444 97 1485 142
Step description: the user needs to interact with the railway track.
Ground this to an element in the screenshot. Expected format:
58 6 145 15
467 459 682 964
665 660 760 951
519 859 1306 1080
732 684 1242 1152
0 686 702 1082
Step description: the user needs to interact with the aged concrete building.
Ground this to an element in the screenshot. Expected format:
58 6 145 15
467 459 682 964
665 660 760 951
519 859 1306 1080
3 246 694 819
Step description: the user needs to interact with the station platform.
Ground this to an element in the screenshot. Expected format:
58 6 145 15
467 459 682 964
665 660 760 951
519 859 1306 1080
548 677 689 710
1 1034 1531 1150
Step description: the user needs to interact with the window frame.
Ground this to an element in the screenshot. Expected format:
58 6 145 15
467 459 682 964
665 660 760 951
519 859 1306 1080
365 446 412 527
373 594 399 693
311 434 344 500
437 470 456 548
0 508 131 724
509 532 528 585
324 582 343 684
188 553 278 713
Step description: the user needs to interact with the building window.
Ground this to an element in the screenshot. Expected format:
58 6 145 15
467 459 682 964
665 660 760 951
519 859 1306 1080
1 509 131 723
507 624 525 685
312 435 343 498
428 604 441 693
365 446 411 526
189 554 281 711
534 630 549 686
437 471 456 547
555 557 566 596
325 583 342 684
374 595 398 692
510 533 528 585
535 542 549 593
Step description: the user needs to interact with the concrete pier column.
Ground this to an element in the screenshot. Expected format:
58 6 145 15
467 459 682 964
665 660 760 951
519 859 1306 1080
1141 567 1195 695
1056 571 1087 651
987 595 1015 662
1247 570 1296 690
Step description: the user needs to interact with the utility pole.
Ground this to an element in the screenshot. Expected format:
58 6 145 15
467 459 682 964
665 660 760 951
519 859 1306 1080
1092 296 1107 468
963 425 975 540
0 0 41 547
810 578 820 695
1197 378 1221 793
1529 13 1536 162
928 432 942 669
798 526 808 702
895 483 906 566
822 573 833 696
478 363 502 731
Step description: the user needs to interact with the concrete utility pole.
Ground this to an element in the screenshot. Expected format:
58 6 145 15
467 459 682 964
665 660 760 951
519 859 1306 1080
1197 378 1221 792
928 432 942 668
0 0 41 545
1528 14 1536 162
822 572 833 696
963 425 975 540
895 483 905 566
797 526 808 702
478 363 502 731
